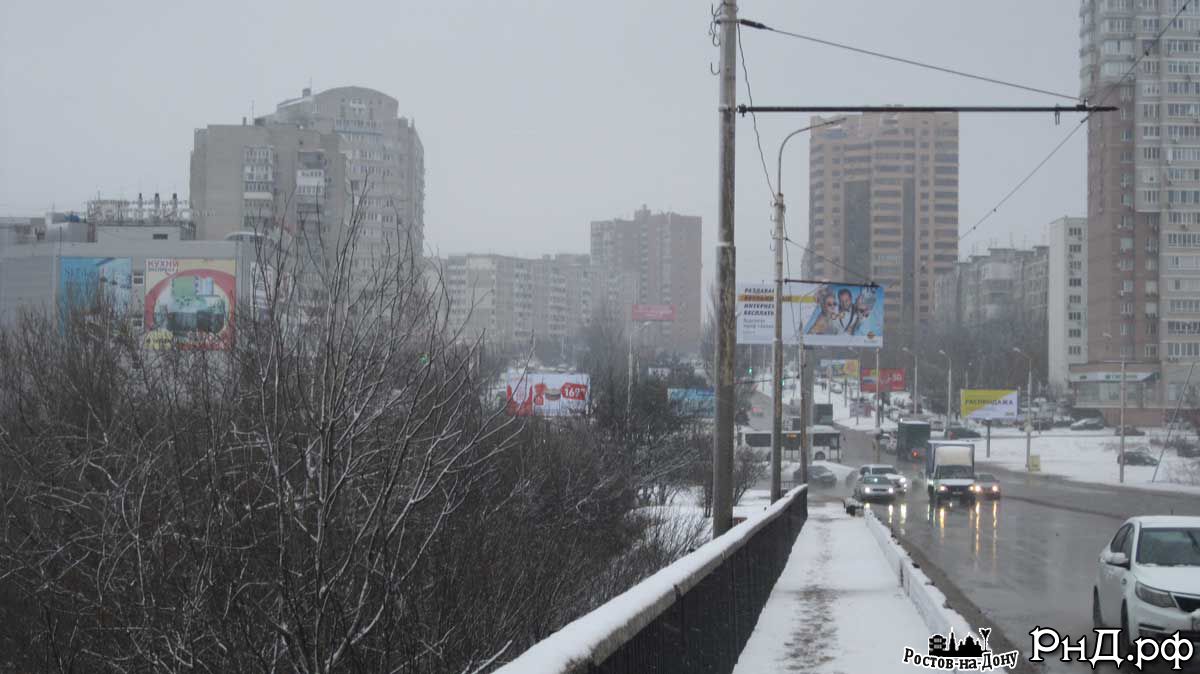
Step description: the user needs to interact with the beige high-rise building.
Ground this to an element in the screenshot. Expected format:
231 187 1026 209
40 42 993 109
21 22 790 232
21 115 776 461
589 206 702 356
1074 0 1200 424
806 112 960 350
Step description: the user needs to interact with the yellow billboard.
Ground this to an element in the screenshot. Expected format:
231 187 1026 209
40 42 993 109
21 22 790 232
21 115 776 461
960 389 1019 421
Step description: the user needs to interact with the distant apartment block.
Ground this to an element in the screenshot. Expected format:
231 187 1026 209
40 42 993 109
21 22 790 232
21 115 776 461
190 86 425 257
807 112 959 350
1047 216 1088 392
932 246 1048 331
589 206 702 356
443 253 591 352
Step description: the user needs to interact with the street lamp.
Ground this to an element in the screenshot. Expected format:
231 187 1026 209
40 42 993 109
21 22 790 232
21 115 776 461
769 117 845 502
939 349 952 435
1102 332 1127 483
1013 347 1033 471
902 347 919 416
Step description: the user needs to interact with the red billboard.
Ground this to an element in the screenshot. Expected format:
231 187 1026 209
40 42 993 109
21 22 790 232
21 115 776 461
860 368 906 393
631 304 676 321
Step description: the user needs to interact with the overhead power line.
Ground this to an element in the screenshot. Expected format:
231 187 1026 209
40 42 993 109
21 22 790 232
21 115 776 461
737 22 775 200
960 0 1190 243
783 236 873 284
738 19 1079 102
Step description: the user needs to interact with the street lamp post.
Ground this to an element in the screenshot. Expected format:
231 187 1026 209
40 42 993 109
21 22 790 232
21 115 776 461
939 349 952 435
769 119 843 501
1013 347 1033 471
902 347 919 416
1103 332 1127 483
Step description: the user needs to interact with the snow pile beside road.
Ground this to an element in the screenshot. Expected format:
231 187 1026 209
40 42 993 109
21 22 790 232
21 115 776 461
865 509 974 641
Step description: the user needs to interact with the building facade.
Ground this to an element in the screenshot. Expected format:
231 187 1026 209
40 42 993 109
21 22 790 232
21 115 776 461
589 206 702 356
807 112 959 350
443 253 591 356
1076 0 1200 422
1047 216 1089 392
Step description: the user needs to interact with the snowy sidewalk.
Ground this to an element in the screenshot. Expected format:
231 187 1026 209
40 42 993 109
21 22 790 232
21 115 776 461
732 503 929 673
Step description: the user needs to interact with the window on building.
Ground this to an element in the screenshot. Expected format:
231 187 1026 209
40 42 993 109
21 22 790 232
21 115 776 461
1121 302 1134 316
1146 344 1159 358
1069 345 1082 356
1069 311 1083 321
1069 328 1082 338
1070 278 1083 287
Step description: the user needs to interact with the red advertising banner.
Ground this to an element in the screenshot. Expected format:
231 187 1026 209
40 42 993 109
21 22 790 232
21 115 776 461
860 368 906 393
631 304 676 321
505 372 591 416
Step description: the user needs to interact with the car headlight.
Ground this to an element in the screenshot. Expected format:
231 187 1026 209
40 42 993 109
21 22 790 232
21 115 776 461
888 487 895 494
1135 582 1175 608
938 485 948 492
991 486 1000 492
969 485 979 492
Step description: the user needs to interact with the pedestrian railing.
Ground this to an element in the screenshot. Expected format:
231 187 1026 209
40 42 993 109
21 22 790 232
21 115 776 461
493 485 809 674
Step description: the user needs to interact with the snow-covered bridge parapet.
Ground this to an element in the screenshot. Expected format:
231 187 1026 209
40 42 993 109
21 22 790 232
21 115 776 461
493 485 810 674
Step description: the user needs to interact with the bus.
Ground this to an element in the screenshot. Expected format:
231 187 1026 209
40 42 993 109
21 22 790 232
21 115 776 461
737 425 842 462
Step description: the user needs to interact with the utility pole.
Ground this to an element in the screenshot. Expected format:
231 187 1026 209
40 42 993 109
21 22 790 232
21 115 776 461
770 180 785 503
712 0 737 538
874 349 881 433
940 349 952 435
1014 347 1033 471
1119 356 1127 484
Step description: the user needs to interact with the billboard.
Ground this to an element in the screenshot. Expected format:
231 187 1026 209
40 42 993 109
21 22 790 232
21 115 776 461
143 258 236 350
504 372 590 416
632 304 676 321
820 359 860 379
668 388 715 416
960 389 1020 421
860 368 906 393
59 257 132 321
736 281 884 348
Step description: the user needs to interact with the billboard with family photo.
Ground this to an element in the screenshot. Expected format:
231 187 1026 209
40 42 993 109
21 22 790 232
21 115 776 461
736 281 884 348
143 258 237 350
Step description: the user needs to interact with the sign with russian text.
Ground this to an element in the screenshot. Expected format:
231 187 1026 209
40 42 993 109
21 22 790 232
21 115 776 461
960 389 1019 422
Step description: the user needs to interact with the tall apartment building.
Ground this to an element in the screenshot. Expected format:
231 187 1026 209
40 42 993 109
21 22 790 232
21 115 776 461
443 253 591 354
807 112 960 350
268 86 426 255
1047 216 1089 392
1076 0 1200 422
191 86 424 256
589 206 702 356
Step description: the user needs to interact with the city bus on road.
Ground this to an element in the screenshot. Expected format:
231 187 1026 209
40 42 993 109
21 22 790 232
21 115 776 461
737 425 842 462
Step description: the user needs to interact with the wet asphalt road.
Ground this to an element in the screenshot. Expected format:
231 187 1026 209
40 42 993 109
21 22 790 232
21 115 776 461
815 426 1200 673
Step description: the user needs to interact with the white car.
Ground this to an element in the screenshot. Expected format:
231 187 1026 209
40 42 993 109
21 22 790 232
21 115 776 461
1093 516 1200 643
858 464 909 493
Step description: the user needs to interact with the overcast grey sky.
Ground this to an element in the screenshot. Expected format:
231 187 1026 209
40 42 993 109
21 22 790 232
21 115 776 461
1 0 1084 290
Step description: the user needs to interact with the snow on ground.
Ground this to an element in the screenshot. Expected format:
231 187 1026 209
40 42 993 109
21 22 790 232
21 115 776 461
732 503 929 673
824 391 1200 494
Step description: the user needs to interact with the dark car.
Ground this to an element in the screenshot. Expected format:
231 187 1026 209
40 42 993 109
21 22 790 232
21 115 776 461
1070 417 1105 431
853 475 897 503
1115 425 1145 437
1117 447 1159 466
945 425 981 439
804 464 838 488
1032 418 1054 431
971 472 1002 499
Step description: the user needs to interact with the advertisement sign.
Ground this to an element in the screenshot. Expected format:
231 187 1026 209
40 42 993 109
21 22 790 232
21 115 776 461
1068 371 1154 382
59 257 132 321
505 372 590 416
668 388 715 416
820 359 860 379
632 304 676 321
143 258 236 350
736 281 884 348
960 389 1020 422
647 367 672 379
860 368 906 393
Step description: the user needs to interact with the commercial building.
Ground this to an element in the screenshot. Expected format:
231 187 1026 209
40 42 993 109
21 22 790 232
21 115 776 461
1047 216 1089 392
442 253 591 355
806 112 960 351
1074 0 1200 423
589 206 702 356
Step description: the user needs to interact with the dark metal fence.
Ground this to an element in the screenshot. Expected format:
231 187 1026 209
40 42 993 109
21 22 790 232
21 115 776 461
494 485 809 674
